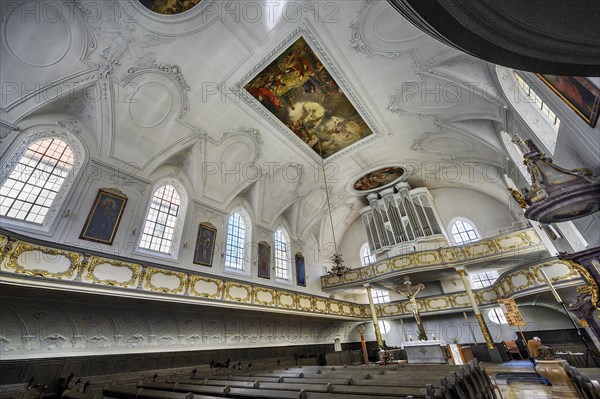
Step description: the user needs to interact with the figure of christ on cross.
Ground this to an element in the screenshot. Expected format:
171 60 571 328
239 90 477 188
396 276 427 340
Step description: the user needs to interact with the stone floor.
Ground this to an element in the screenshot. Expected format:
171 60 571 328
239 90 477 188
483 360 552 399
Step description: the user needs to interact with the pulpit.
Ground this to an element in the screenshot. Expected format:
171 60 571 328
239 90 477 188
403 340 448 364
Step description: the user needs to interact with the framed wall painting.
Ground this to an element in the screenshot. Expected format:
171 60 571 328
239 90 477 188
257 241 271 279
295 252 306 287
193 222 217 266
80 188 128 245
536 74 600 128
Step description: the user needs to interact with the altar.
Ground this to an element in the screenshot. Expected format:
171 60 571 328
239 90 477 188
402 340 448 364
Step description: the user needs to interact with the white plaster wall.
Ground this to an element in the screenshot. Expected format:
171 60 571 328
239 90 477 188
359 306 573 347
430 187 517 239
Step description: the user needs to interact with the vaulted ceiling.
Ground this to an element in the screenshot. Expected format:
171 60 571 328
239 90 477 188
1 0 518 245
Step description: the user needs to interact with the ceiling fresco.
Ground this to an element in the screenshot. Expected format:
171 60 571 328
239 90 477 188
138 0 202 15
353 166 405 192
244 37 373 159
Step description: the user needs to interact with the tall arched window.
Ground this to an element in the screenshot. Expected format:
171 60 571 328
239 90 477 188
139 185 181 254
1 138 74 224
450 219 480 245
225 211 247 270
274 228 291 280
360 243 376 266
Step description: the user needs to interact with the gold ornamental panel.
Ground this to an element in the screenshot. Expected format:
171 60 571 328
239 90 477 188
224 281 253 303
6 242 80 279
253 287 276 306
362 266 376 278
324 275 341 286
341 303 353 316
506 270 534 292
142 267 187 294
381 303 401 315
314 298 328 312
478 288 499 304
450 293 471 308
189 275 223 299
342 270 361 282
277 292 297 309
531 260 580 284
494 232 530 251
413 251 440 266
352 305 364 317
329 301 341 314
463 240 496 258
425 297 451 311
440 247 461 263
391 255 414 270
83 257 140 288
297 294 314 311
374 261 391 275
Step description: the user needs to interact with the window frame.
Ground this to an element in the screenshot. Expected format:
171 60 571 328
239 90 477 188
470 271 499 289
224 207 252 276
371 289 390 304
360 243 376 266
274 227 291 282
449 218 480 246
136 180 188 260
0 128 85 233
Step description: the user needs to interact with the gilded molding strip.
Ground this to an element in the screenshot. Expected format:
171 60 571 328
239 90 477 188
84 257 140 288
6 242 80 279
561 259 599 311
142 267 188 294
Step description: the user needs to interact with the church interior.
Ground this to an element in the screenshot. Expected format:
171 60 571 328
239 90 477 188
1 1 599 398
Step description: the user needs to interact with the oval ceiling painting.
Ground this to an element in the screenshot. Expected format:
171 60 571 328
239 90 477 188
138 0 202 15
353 166 405 192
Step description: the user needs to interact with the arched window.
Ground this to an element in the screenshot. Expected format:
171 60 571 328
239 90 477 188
0 138 74 224
450 219 480 245
360 243 376 266
274 228 290 280
378 320 391 334
139 185 181 254
225 209 251 271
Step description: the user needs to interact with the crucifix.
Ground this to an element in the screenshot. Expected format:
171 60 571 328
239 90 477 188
396 276 427 340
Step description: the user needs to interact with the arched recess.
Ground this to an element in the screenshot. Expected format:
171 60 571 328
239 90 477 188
0 126 86 232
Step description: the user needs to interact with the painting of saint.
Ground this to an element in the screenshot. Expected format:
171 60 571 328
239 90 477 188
537 74 600 128
353 166 405 191
194 223 216 266
80 189 128 245
138 0 202 15
295 253 306 286
245 36 373 158
258 241 271 279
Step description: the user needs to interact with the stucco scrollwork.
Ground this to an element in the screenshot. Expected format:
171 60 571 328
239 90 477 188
83 257 141 288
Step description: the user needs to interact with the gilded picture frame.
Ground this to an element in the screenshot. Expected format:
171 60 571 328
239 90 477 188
257 241 271 279
295 252 306 287
193 222 217 266
80 188 128 245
